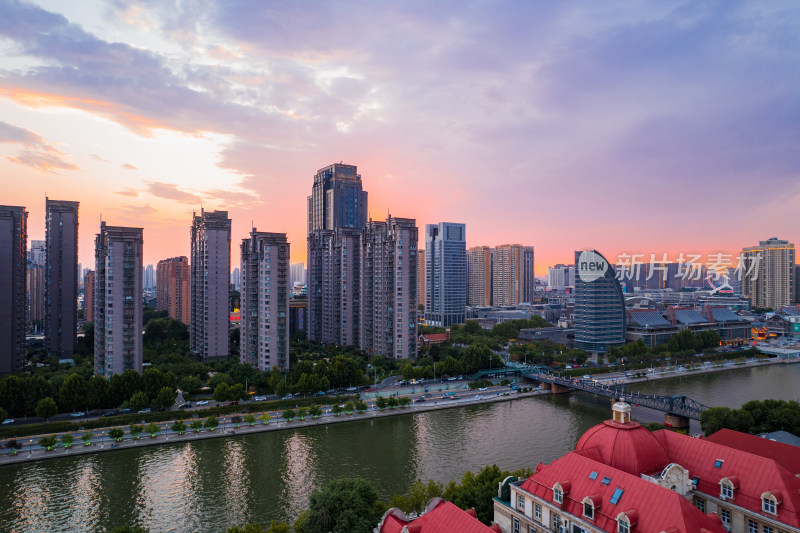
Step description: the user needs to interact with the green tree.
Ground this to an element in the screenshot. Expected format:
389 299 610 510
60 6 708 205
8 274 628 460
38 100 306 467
398 396 411 407
171 420 187 434
332 404 343 416
700 406 755 435
344 401 354 413
443 465 532 524
129 391 149 412
145 423 161 437
59 373 88 412
129 424 144 439
308 406 322 418
224 522 290 533
39 435 58 450
0 375 24 416
35 397 58 421
375 396 388 410
61 434 74 448
355 400 368 412
258 413 271 425
389 479 444 515
178 376 202 396
190 420 203 432
143 368 165 399
283 409 296 422
109 428 124 441
244 414 256 426
296 407 308 420
0 407 7 422
229 383 246 401
214 382 230 403
87 375 110 410
82 432 93 445
204 417 219 430
156 387 176 409
387 397 398 408
297 478 381 533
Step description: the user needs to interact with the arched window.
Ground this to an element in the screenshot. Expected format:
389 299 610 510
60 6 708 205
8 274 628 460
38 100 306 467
761 491 781 515
616 510 637 533
719 476 738 501
582 495 600 520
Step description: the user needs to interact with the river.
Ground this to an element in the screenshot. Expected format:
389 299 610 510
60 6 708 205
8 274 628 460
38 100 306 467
1 363 798 532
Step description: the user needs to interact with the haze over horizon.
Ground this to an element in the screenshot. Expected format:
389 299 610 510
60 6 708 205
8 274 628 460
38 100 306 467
1 0 798 274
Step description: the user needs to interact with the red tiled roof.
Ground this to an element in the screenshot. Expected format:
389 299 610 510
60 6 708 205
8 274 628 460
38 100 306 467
654 430 800 528
378 499 497 533
574 420 670 476
518 452 727 533
421 333 450 342
704 428 800 476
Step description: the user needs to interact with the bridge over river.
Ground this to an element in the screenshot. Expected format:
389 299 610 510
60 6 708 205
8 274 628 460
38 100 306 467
524 373 709 428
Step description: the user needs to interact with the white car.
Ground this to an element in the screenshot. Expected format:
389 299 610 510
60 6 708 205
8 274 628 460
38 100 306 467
478 387 487 391
197 400 209 406
1 418 14 425
254 396 267 402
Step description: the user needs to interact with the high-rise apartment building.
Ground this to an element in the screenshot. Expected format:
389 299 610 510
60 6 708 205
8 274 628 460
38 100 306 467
307 163 368 345
290 263 306 286
467 246 491 307
418 250 425 312
742 238 796 310
157 257 190 324
0 206 28 373
29 239 45 265
491 244 534 306
360 217 418 359
94 223 143 377
143 264 155 291
190 209 232 361
547 264 574 291
83 270 94 323
231 267 241 291
240 231 290 371
28 262 44 331
45 198 79 358
425 222 466 327
573 250 626 354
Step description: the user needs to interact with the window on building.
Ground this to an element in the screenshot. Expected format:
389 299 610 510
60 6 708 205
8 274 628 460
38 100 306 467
618 518 630 533
763 526 773 533
763 496 776 514
512 518 520 533
719 508 730 527
553 487 562 504
552 514 560 530
749 519 759 533
534 504 541 521
714 459 724 469
517 494 525 510
528 526 537 533
610 488 624 505
583 501 594 520
721 482 733 499
696 498 705 513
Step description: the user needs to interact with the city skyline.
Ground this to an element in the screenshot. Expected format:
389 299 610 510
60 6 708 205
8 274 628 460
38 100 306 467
1 1 799 274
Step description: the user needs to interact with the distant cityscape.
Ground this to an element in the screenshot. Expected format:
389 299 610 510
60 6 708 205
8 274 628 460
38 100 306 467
1 168 799 377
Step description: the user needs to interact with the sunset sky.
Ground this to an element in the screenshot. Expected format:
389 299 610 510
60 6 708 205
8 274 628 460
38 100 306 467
1 0 798 275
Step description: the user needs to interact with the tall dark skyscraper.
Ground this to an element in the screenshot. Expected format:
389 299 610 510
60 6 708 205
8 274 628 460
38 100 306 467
425 222 466 327
0 205 28 374
307 163 368 345
45 198 79 358
190 209 231 361
573 250 626 355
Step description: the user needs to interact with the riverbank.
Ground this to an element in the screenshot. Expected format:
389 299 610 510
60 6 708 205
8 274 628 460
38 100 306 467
0 388 544 466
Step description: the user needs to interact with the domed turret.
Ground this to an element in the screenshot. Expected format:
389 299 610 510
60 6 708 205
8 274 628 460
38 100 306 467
574 399 669 476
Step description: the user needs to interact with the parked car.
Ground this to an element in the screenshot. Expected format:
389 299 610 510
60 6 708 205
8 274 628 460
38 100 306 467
253 396 266 402
478 387 488 391
178 403 190 409
282 394 293 400
414 397 426 402
138 408 151 414
119 408 132 413
71 412 85 417
101 411 117 417
196 400 209 406
2 418 14 425
315 391 325 396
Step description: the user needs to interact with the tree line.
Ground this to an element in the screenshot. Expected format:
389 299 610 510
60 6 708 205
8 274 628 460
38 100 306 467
700 399 800 436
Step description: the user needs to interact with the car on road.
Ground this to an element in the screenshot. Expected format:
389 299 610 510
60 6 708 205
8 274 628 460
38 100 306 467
582 375 591 380
414 397 426 402
101 411 117 417
457 375 463 380
282 394 293 400
196 400 209 406
315 391 325 396
227 401 239 406
71 412 85 417
254 396 266 402
119 408 132 413
448 377 456 381
138 408 151 414
2 418 14 425
478 387 487 391
178 403 190 409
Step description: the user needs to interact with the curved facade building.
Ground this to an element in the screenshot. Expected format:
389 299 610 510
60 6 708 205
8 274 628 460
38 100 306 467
573 250 626 353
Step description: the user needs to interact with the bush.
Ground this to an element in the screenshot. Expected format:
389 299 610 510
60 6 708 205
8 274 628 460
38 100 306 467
387 397 398 408
190 420 203 432
39 435 57 450
145 423 161 437
109 428 124 441
244 415 256 426
204 417 219 430
82 432 93 445
171 420 186 434
129 425 144 439
344 401 354 413
61 434 74 448
283 409 295 421
296 407 308 420
398 396 410 407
